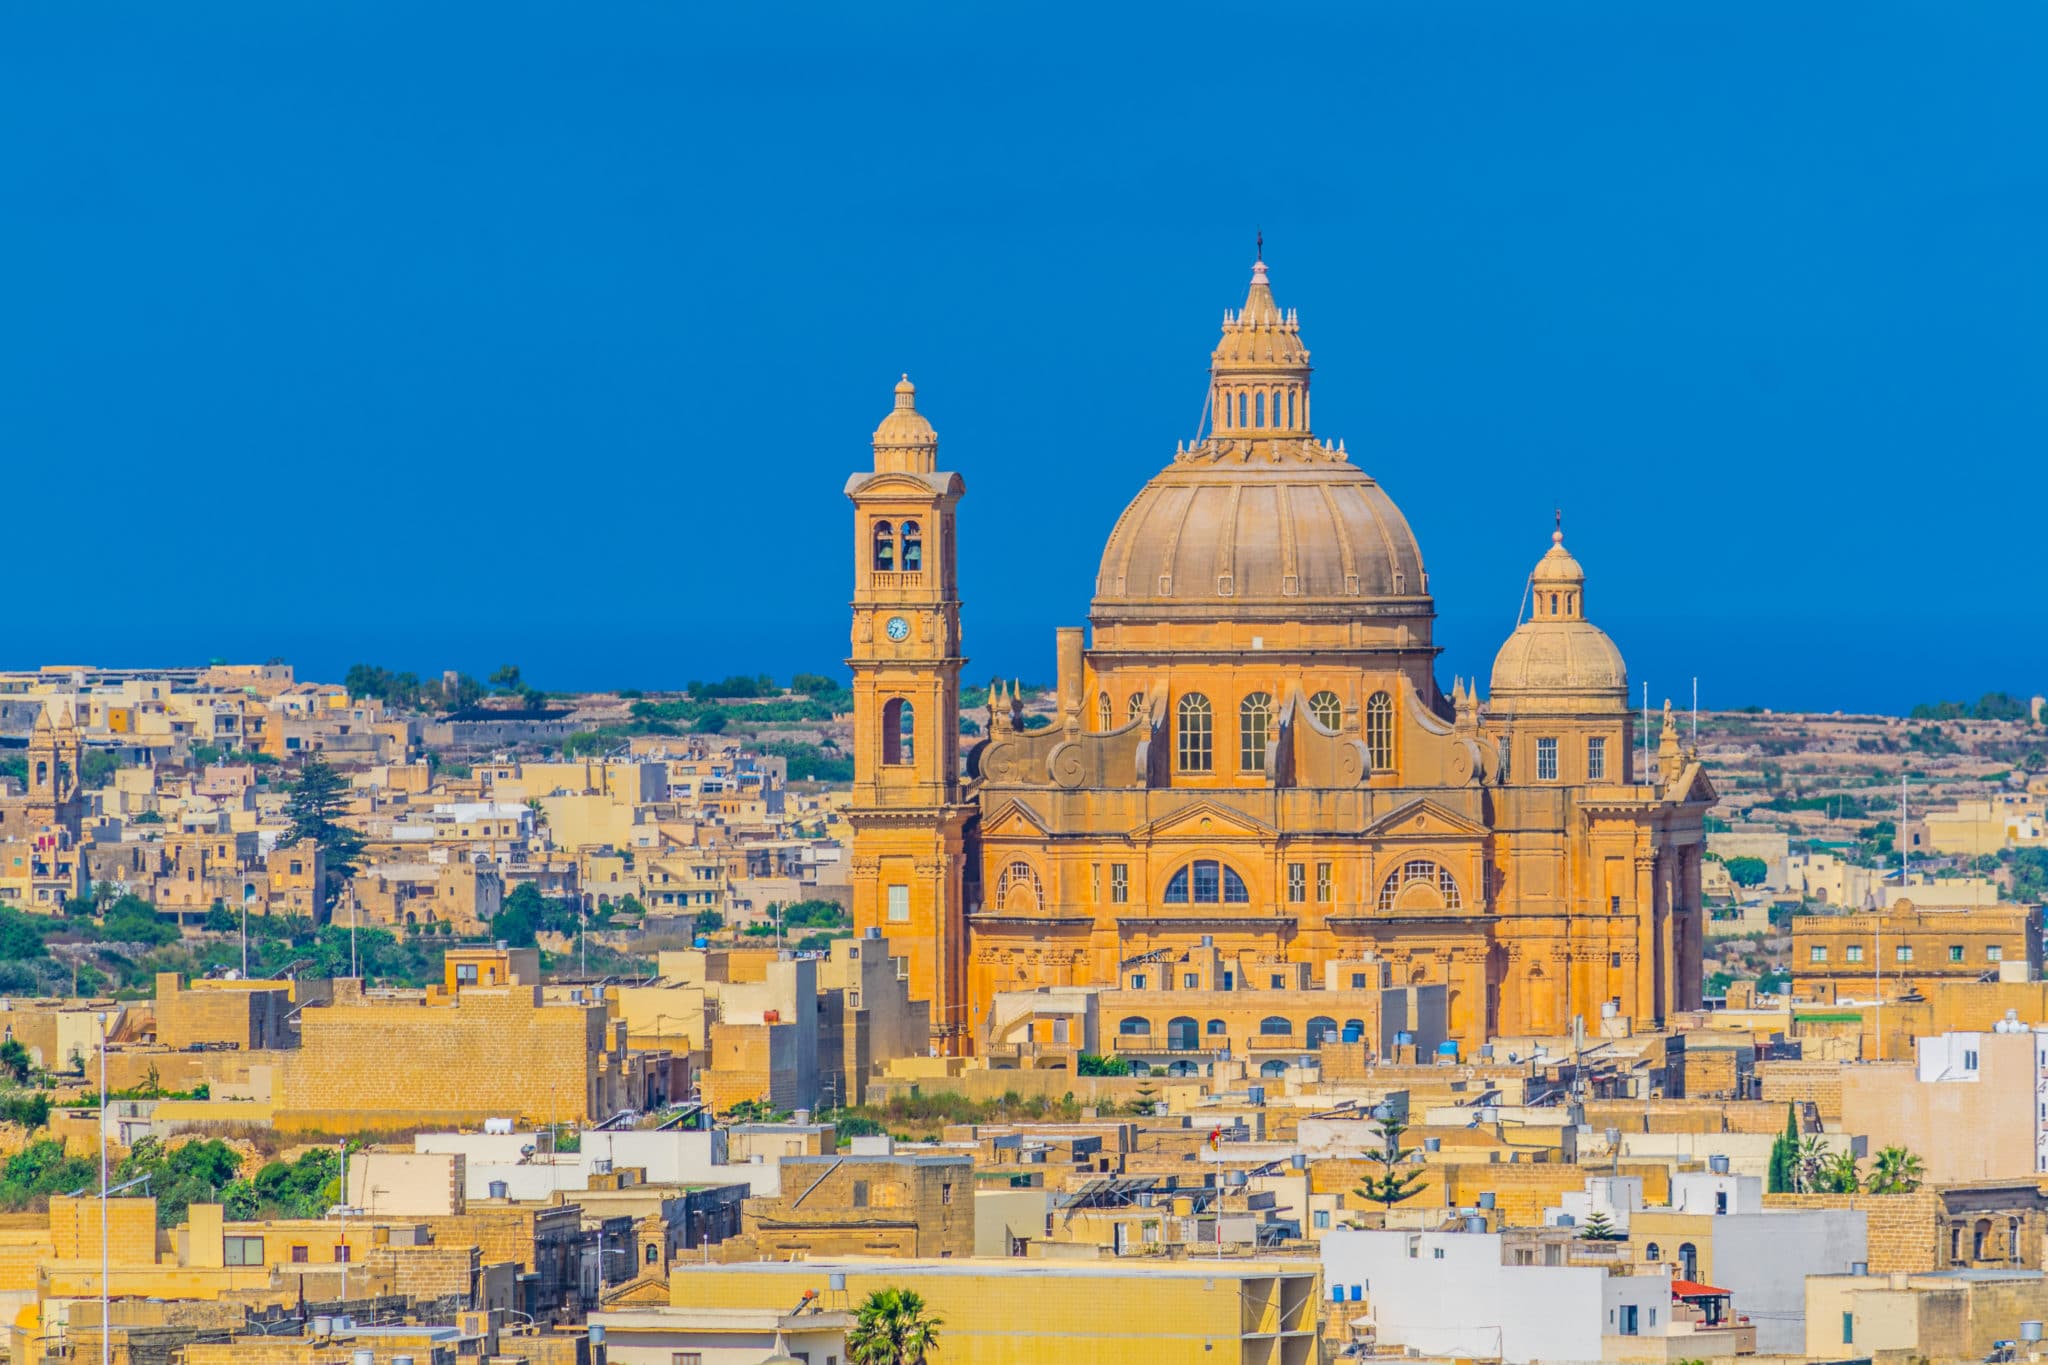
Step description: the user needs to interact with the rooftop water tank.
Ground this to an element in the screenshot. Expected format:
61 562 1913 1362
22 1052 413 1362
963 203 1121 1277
2020 1321 2042 1342
1709 1154 1731 1174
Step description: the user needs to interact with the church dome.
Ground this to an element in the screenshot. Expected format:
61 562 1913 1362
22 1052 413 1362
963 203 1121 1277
1090 258 1432 629
1489 529 1627 706
1091 455 1428 618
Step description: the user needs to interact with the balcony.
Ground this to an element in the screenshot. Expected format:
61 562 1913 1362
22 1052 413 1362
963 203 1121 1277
869 571 924 590
1111 1036 1223 1057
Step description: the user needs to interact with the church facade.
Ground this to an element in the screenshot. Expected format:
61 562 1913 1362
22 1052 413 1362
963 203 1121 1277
847 259 1710 1055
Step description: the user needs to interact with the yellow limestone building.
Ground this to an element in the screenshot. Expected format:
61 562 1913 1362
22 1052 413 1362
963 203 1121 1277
848 258 1713 1054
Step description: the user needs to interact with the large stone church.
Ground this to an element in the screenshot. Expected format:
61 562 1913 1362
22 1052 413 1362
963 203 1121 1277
846 258 1710 1054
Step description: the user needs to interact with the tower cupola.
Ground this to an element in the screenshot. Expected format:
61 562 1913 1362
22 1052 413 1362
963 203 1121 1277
872 374 938 473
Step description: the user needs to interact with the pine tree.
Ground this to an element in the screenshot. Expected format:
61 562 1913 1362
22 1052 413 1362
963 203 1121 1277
1579 1210 1621 1240
1766 1103 1799 1193
283 756 366 912
1353 1114 1428 1210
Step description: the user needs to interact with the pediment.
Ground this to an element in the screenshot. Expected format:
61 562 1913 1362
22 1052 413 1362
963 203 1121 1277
844 470 963 499
1667 762 1719 806
1359 796 1489 841
603 1272 671 1307
1129 799 1276 842
979 798 1052 838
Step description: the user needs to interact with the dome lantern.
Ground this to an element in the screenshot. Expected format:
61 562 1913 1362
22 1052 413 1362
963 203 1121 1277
1529 525 1588 622
1210 255 1313 443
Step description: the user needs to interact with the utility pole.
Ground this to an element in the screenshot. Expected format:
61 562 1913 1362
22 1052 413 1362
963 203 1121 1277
98 1010 109 1365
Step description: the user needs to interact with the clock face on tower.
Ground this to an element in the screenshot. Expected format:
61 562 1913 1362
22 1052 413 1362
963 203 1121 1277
885 615 911 642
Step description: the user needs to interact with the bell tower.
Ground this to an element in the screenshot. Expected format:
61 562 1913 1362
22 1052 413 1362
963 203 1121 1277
27 701 83 835
846 376 972 1053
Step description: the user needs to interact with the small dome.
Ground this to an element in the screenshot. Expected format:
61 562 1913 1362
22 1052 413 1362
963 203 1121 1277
872 374 937 470
1489 529 1627 707
1490 619 1627 696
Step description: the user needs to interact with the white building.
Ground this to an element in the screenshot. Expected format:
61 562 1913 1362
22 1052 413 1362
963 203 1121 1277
1546 1175 1644 1234
1322 1228 1673 1363
413 1126 784 1200
1638 1174 1868 1354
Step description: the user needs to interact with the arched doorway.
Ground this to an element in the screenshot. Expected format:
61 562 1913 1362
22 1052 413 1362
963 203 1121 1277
1167 1016 1198 1052
1305 1016 1339 1048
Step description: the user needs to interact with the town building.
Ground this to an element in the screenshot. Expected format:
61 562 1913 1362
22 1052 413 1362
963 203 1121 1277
1840 1026 2048 1183
656 1258 1318 1365
1793 901 2041 1004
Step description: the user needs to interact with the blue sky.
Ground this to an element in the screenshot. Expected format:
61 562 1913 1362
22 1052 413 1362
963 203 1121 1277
3 4 2042 712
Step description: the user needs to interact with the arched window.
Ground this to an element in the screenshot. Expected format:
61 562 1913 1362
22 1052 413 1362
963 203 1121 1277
872 520 896 572
1239 692 1273 772
1238 391 1248 427
1206 1018 1228 1036
1287 389 1296 429
1259 1016 1292 1037
1678 1242 1698 1280
900 520 923 572
1645 1242 1662 1262
1376 859 1463 912
1177 693 1213 772
995 860 1043 911
1255 391 1266 428
1550 592 1559 615
881 698 914 765
1163 860 1250 904
34 760 47 786
1305 1016 1339 1047
1127 692 1147 723
1118 1016 1151 1036
1309 690 1342 731
1098 692 1113 731
1365 691 1394 770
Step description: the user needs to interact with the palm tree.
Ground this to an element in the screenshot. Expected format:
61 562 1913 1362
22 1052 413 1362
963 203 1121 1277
847 1287 942 1365
1867 1145 1925 1194
1795 1135 1831 1193
1818 1149 1861 1194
